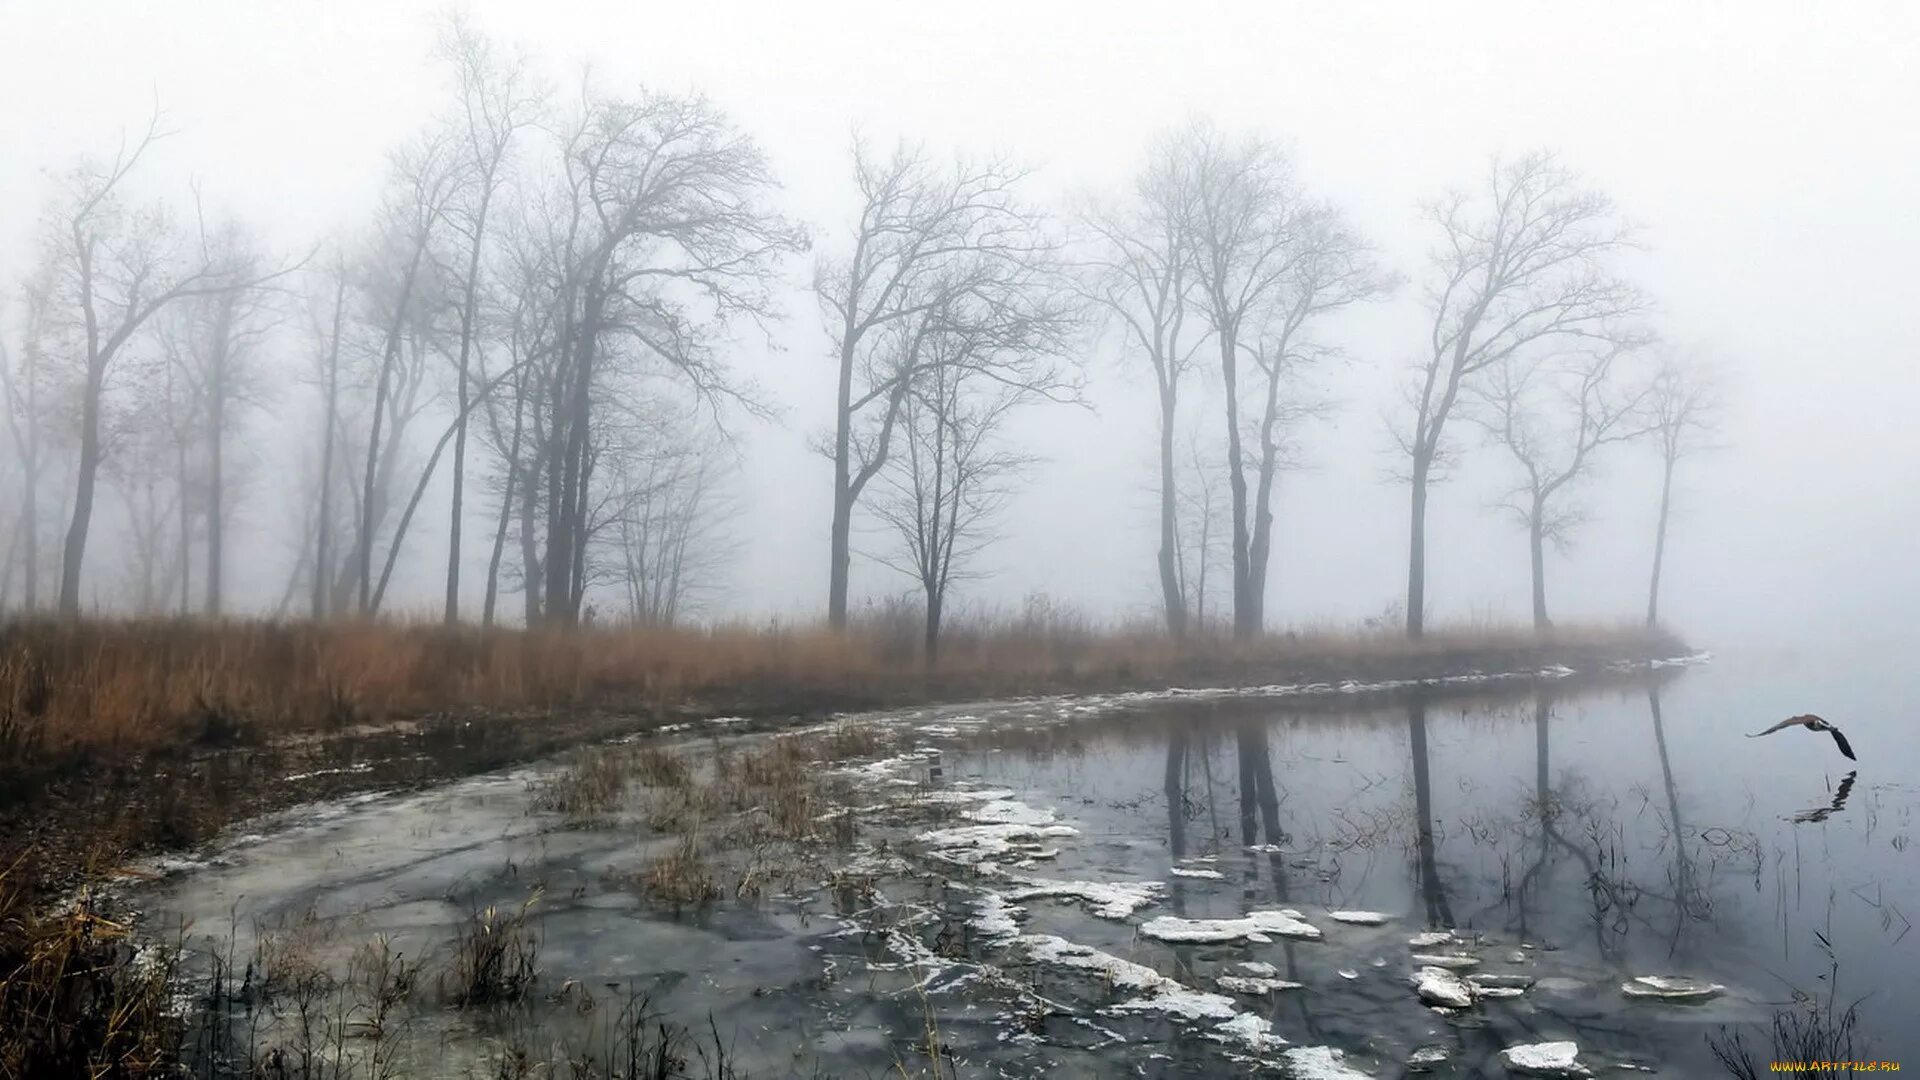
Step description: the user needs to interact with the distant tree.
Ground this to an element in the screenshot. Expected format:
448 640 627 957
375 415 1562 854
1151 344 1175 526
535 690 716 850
1641 351 1721 627
171 215 278 615
1172 433 1228 632
0 266 65 612
871 306 1065 663
354 131 461 612
1472 342 1650 628
1394 151 1644 636
433 14 540 624
518 86 801 625
1180 120 1388 637
1235 205 1391 632
815 140 1066 630
41 112 288 616
1080 133 1202 638
305 256 351 618
603 402 734 626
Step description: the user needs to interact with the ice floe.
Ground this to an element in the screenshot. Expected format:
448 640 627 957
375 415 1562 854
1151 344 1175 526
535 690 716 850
1005 879 1164 920
1216 974 1303 995
916 821 1080 864
1169 867 1225 879
1019 935 1287 1056
1327 910 1391 925
1409 952 1479 969
1282 1046 1372 1078
971 892 1024 943
1407 930 1454 947
1238 961 1279 977
1412 966 1475 1007
1500 1041 1589 1076
1620 975 1725 1001
962 799 1062 826
1138 908 1322 943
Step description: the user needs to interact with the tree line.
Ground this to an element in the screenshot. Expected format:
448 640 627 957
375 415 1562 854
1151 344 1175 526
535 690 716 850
0 19 1721 646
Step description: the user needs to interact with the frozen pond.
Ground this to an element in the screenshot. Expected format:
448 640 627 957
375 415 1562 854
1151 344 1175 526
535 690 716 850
134 647 1918 1076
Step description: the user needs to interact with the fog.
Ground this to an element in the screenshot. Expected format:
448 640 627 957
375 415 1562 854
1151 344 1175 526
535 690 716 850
2 1 1915 650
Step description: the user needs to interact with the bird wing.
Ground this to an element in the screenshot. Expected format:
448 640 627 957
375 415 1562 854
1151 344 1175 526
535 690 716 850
1828 726 1856 761
1747 716 1805 738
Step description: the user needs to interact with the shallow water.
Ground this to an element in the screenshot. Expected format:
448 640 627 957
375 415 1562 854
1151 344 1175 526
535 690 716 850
135 647 1919 1076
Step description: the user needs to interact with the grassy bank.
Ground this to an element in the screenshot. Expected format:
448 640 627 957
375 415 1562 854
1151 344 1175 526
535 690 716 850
0 613 1685 1077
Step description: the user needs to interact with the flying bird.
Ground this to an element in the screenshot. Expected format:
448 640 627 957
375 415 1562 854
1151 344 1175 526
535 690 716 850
1748 714 1856 761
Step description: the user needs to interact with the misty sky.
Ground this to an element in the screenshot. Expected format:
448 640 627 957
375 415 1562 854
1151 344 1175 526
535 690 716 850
2 1 1916 649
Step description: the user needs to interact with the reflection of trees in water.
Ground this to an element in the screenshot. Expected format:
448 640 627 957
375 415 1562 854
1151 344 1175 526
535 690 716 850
1161 716 1319 1039
1407 697 1456 928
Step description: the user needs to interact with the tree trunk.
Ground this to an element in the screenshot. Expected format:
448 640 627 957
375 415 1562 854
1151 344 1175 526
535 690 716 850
205 305 229 616
1408 697 1452 925
1528 498 1549 630
57 364 106 617
357 243 428 613
828 336 858 629
1406 455 1429 637
482 389 525 627
1220 330 1253 641
1156 387 1186 639
313 276 345 619
446 185 497 626
923 585 942 667
1647 455 1675 627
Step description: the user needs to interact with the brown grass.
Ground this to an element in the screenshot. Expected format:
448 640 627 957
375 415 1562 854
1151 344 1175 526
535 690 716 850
0 613 1684 765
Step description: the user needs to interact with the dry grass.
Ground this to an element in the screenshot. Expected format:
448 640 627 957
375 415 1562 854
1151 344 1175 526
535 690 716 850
0 613 1684 766
0 857 179 1079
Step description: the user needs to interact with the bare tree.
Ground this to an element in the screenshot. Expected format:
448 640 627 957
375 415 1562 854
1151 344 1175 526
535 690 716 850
1080 132 1202 637
1172 432 1228 633
1472 343 1650 628
871 311 1057 663
601 401 734 626
1236 205 1392 631
41 112 288 616
815 140 1061 629
0 266 66 612
1642 351 1721 627
1394 151 1645 636
170 216 277 615
530 85 804 624
306 257 350 618
355 133 460 612
1181 121 1384 637
434 14 540 624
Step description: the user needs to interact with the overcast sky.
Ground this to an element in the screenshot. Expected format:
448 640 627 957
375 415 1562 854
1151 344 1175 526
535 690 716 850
2 1 1915 649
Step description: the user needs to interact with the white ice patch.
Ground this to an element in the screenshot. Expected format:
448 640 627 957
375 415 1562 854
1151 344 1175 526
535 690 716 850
1412 966 1475 1008
1238 961 1279 977
1410 952 1479 969
916 822 1080 865
1620 975 1725 1001
1006 879 1164 920
1138 909 1322 943
1019 934 1166 992
907 787 1018 805
1170 867 1225 879
972 892 1024 943
1020 935 1286 1055
962 799 1062 827
1217 974 1303 994
1214 1012 1288 1053
1500 1041 1589 1076
1283 1046 1373 1079
1407 930 1454 947
1327 910 1391 925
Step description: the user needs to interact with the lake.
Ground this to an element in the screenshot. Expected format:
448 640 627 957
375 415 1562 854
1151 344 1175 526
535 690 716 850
138 646 1916 1077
